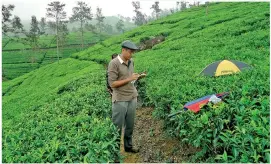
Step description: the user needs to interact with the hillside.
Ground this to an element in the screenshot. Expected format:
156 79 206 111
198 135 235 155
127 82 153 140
70 16 137 32
21 16 136 34
2 31 110 80
2 2 270 163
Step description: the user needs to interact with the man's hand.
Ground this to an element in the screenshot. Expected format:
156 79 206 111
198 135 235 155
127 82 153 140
138 72 147 80
130 73 140 81
112 73 140 88
140 72 146 77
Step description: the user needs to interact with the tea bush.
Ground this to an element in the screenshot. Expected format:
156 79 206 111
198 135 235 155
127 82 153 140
2 58 120 162
3 2 269 163
72 2 269 162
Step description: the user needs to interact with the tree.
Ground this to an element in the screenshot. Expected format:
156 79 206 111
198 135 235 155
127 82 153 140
2 4 15 48
118 14 131 22
176 1 189 11
104 24 113 34
46 1 67 63
116 19 124 33
180 2 187 10
132 1 140 11
95 7 105 39
132 1 147 26
85 23 97 34
125 17 131 22
11 15 24 37
47 20 68 60
205 1 209 15
117 14 125 21
40 17 46 35
150 1 162 20
170 8 175 14
70 1 93 49
176 1 180 11
147 14 155 22
46 21 55 35
23 16 41 63
2 4 15 34
1 4 15 79
160 9 173 18
30 16 40 34
28 16 40 48
58 22 69 53
189 1 200 8
72 27 78 32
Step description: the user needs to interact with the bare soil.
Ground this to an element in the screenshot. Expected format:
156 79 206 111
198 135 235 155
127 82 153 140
120 107 199 163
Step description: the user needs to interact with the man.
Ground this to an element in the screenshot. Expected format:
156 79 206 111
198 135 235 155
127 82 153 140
106 53 118 97
108 40 144 153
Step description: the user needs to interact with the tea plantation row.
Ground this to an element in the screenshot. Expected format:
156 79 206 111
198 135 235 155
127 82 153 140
71 2 270 163
2 59 120 162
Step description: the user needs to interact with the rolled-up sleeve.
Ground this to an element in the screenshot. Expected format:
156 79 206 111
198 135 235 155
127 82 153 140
108 61 118 87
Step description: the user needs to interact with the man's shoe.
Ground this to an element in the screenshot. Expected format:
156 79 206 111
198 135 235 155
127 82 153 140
125 147 139 153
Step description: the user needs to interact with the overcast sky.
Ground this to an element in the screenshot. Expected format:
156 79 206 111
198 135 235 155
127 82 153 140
3 0 268 21
3 0 173 20
2 0 208 21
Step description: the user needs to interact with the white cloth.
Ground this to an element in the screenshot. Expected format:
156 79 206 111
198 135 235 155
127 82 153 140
209 95 221 104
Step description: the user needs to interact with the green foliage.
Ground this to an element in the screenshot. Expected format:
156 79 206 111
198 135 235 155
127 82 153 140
2 31 110 80
72 2 269 163
3 2 269 163
11 16 24 33
2 50 45 64
2 32 109 51
168 72 269 162
3 90 119 162
3 63 39 80
2 4 15 33
2 58 120 162
2 47 80 80
95 7 105 33
116 19 124 33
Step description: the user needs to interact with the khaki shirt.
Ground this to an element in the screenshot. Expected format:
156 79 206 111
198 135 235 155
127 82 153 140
108 55 138 102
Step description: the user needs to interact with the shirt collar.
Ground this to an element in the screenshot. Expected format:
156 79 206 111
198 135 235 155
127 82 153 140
118 55 132 67
117 55 124 64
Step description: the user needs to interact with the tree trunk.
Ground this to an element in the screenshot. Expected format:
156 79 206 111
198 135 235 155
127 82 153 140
56 15 59 64
99 23 102 41
81 21 84 50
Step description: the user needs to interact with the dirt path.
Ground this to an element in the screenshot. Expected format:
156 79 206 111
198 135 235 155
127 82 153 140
120 107 199 163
